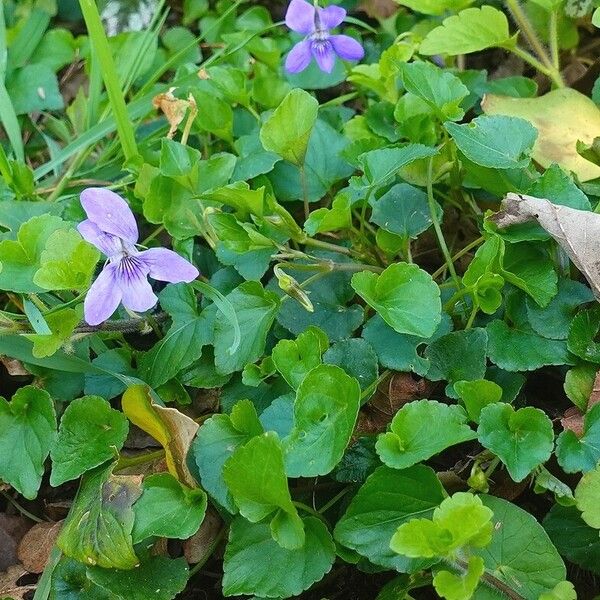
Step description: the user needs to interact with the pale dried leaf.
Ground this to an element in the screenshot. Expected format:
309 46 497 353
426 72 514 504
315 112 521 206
152 88 194 140
0 514 30 571
561 406 585 437
492 193 600 300
482 88 600 181
0 564 34 599
17 521 62 574
358 0 398 18
1 357 29 376
588 370 600 409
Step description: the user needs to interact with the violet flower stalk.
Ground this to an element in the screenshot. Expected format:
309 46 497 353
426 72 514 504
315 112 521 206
78 188 199 326
285 0 364 74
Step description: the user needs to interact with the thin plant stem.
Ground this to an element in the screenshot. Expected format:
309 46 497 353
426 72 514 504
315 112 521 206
504 0 552 67
431 236 485 280
508 45 564 87
319 487 353 514
426 158 460 289
303 236 353 256
114 449 165 471
293 501 328 524
549 10 560 71
300 165 310 220
1 491 46 523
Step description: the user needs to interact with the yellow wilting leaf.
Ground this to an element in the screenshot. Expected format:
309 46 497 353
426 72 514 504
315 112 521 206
152 88 196 139
482 88 600 182
122 384 199 487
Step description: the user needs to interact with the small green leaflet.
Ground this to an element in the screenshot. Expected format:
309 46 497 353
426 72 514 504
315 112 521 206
132 473 207 542
222 516 335 598
575 463 600 529
477 403 554 482
223 432 305 549
420 6 516 55
351 263 441 337
57 462 142 569
376 400 476 469
284 364 361 477
0 385 56 499
445 115 538 169
50 395 129 486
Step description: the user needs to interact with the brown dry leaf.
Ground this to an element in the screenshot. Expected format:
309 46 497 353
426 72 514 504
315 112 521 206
152 88 195 139
492 193 600 300
560 370 600 436
354 373 432 437
183 507 222 564
0 514 30 572
122 385 199 487
482 88 600 181
0 357 29 376
561 406 584 437
0 564 34 599
17 521 62 574
358 0 398 18
588 370 600 409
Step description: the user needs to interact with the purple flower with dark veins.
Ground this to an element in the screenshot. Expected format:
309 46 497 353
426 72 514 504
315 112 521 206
285 0 364 74
78 188 199 326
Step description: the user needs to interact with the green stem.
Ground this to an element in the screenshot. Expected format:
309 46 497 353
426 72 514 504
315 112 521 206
319 487 353 514
1 491 46 523
361 369 390 401
431 236 484 280
293 501 328 524
114 449 165 471
549 10 560 72
504 0 552 67
507 45 564 87
303 236 353 256
79 0 138 162
300 164 310 221
427 158 460 289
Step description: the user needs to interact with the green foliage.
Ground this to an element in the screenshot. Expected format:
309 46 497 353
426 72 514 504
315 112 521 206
223 516 335 598
477 403 555 481
420 6 515 55
376 400 476 469
351 263 441 337
223 432 305 549
0 385 56 499
284 364 361 476
132 473 207 542
0 1 592 597
445 115 538 169
390 492 493 558
334 465 446 571
57 462 142 569
260 88 319 166
50 395 129 486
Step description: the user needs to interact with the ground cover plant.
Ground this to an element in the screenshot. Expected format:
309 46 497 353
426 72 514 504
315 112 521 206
0 0 600 598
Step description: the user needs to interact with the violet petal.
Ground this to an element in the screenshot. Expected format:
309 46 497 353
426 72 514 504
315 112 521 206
137 247 199 283
330 34 364 61
285 0 315 34
78 219 123 258
285 39 313 73
319 4 346 29
116 256 158 313
80 187 139 244
312 40 336 73
84 263 122 326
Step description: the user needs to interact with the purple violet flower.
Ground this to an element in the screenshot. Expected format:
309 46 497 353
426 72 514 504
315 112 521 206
284 0 364 74
78 188 199 326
